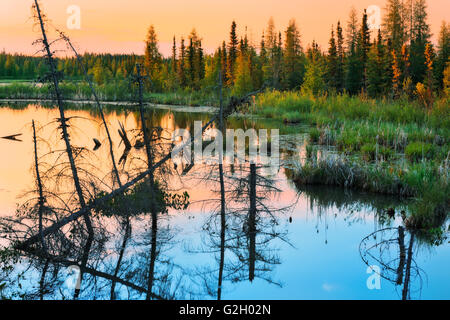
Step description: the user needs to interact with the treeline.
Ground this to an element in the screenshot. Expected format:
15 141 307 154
1 0 449 102
0 53 140 82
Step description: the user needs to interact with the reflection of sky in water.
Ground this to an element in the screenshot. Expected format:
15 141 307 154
164 200 450 300
0 105 448 300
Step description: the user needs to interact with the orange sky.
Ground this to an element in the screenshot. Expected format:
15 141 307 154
0 0 448 56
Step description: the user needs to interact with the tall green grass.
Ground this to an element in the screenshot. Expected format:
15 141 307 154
256 90 449 232
255 90 450 129
0 81 221 106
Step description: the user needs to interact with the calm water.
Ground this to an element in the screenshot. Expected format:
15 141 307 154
0 104 448 300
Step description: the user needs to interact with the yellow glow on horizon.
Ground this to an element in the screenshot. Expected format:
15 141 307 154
0 0 448 56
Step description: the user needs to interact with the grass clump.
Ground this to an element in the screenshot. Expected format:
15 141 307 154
405 142 435 162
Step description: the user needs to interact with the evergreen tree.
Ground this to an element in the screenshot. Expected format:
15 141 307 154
168 36 178 90
443 60 450 96
232 51 253 96
282 19 304 90
344 7 363 94
227 20 239 86
346 7 359 52
409 0 431 84
359 9 371 90
178 37 187 87
392 49 402 97
302 50 325 96
326 27 339 91
266 17 277 52
187 36 196 85
221 41 228 85
336 21 345 92
271 32 283 89
171 36 177 74
383 0 407 53
144 25 162 90
259 31 271 86
435 22 450 89
367 30 388 97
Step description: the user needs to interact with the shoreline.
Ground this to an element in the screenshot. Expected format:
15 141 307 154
0 98 218 113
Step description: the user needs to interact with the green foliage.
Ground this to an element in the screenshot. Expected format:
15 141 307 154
405 141 435 161
301 56 326 96
232 53 253 97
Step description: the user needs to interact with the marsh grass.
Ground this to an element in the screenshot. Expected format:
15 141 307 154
256 90 449 232
0 81 221 106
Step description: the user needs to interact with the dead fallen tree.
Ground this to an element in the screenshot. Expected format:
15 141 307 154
14 88 262 251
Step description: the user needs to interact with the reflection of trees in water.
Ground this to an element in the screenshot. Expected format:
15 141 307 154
184 161 293 299
0 62 185 300
0 11 261 298
297 177 410 225
359 227 428 300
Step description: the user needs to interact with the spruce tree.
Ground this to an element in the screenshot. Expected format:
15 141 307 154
346 7 359 52
344 7 362 94
434 22 449 89
144 24 162 90
367 30 388 97
178 37 186 87
221 41 228 85
187 36 195 85
410 0 431 84
383 0 407 53
232 51 253 96
326 27 339 91
336 21 345 92
302 50 325 96
259 31 271 86
359 9 371 90
172 36 177 75
227 20 239 86
282 19 304 90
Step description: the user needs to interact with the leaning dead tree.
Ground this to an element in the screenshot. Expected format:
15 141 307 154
57 29 122 189
1 1 267 300
14 82 262 252
31 1 97 298
32 0 93 237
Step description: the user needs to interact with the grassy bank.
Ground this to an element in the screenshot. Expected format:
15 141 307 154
253 90 449 233
0 81 222 106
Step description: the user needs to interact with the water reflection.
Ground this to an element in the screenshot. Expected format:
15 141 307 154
0 104 448 300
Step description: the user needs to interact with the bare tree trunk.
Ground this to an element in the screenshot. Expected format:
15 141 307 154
59 31 122 188
33 0 93 237
32 120 47 254
248 163 257 282
39 258 49 300
402 232 415 300
146 211 158 300
396 226 406 285
74 235 93 300
110 219 131 299
16 86 260 251
217 72 226 300
132 64 159 300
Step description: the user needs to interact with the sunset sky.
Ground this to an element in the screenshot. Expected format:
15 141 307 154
0 0 448 57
